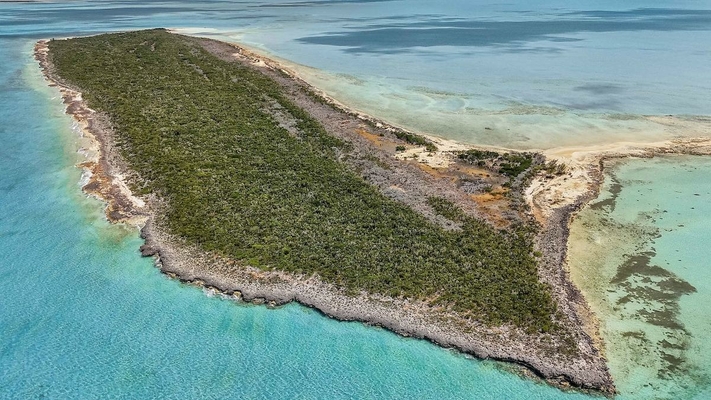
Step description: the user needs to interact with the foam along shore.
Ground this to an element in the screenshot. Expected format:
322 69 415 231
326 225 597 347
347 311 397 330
33 42 150 228
37 30 711 395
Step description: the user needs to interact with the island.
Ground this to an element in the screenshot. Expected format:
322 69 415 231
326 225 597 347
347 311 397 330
36 29 616 393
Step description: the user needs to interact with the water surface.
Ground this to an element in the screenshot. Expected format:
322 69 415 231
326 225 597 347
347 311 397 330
569 156 711 399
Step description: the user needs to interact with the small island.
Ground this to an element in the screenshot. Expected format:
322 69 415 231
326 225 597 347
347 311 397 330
36 29 614 393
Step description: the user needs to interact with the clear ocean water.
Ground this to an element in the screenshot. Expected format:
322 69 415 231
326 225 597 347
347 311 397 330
0 1 709 398
569 157 711 400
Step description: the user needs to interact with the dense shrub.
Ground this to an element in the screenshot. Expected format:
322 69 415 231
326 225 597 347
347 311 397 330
49 30 556 330
458 149 535 179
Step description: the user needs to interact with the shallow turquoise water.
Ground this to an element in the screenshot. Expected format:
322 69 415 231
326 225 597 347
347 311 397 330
195 0 711 149
569 157 711 400
0 1 710 398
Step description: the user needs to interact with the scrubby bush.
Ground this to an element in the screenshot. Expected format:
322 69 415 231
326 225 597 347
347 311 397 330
49 29 557 331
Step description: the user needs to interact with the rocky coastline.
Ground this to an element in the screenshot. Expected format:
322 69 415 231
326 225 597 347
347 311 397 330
33 35 631 394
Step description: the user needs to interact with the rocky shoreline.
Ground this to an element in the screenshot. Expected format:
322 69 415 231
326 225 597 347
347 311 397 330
527 140 711 377
34 36 623 394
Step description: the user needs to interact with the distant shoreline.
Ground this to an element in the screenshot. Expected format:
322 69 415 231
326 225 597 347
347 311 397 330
37 32 710 395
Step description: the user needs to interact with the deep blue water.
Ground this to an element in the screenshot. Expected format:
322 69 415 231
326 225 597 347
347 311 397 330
0 1 709 398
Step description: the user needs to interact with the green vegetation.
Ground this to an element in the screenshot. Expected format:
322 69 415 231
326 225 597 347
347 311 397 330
49 30 557 331
541 159 568 176
427 197 467 222
393 130 438 152
457 149 500 164
499 153 534 178
458 149 535 179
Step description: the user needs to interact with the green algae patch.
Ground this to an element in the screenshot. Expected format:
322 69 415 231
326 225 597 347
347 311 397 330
47 29 557 331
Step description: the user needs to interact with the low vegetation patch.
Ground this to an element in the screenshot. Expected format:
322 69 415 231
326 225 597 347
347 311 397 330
457 149 535 179
393 130 437 152
49 29 557 331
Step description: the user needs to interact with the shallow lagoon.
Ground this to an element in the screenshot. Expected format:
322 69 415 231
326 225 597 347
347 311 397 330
569 157 711 399
1 0 710 398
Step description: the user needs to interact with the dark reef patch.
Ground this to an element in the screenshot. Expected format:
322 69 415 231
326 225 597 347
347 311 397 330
589 171 621 212
606 237 697 382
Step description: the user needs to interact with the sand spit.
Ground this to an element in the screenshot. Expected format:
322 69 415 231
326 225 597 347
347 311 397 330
46 34 711 394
